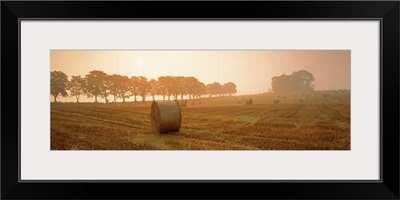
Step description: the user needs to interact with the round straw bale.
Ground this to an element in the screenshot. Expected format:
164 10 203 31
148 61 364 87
150 101 182 134
245 99 253 105
180 100 187 107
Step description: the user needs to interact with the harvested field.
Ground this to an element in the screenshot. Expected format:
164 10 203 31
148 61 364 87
51 90 350 150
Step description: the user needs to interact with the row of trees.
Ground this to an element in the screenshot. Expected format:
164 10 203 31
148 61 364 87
51 70 237 103
271 70 316 93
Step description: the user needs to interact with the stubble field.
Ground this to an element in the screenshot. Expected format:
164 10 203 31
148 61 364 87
51 90 350 150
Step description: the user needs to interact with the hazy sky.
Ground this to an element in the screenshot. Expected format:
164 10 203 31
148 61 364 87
51 50 350 101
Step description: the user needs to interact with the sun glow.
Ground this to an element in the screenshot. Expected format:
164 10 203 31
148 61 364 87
135 59 143 67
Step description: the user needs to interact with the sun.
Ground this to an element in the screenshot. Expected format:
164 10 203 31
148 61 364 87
135 59 143 67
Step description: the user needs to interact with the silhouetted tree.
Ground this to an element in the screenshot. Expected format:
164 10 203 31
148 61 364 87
157 76 168 100
271 70 315 93
137 76 149 101
164 76 175 100
109 74 131 102
193 81 206 99
148 79 158 101
84 70 108 103
69 75 85 103
50 71 69 102
109 74 121 102
271 74 292 93
118 75 132 102
169 76 180 100
207 82 222 97
130 76 139 102
100 74 112 103
222 82 237 96
184 76 199 99
176 76 187 100
291 70 315 92
206 83 213 98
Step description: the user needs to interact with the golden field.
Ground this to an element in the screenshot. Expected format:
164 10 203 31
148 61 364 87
51 90 350 150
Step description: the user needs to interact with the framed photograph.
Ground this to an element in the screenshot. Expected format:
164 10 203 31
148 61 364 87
2 1 399 199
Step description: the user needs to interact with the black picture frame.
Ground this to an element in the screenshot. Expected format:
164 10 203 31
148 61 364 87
2 1 399 199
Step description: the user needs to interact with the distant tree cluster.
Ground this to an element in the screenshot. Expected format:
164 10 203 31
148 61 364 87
50 70 237 103
271 70 315 93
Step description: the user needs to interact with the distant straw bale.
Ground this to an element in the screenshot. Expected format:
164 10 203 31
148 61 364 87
274 99 280 104
245 99 253 105
179 100 187 107
150 101 182 134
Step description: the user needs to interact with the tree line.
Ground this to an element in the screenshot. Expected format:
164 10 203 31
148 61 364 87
51 70 237 103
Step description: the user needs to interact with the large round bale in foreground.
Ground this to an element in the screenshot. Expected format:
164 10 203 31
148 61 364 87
150 101 182 134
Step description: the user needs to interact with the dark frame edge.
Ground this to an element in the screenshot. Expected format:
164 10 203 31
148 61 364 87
2 1 399 200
